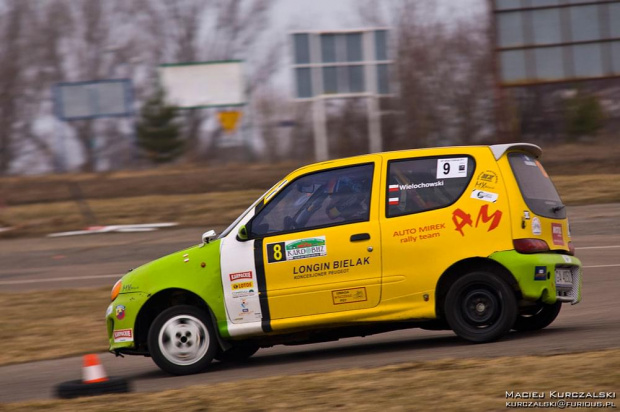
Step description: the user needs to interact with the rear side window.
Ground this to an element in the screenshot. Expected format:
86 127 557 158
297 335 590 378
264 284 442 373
508 153 565 219
387 155 475 217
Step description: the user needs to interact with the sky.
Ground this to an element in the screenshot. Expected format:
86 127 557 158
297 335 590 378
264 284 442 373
274 0 486 31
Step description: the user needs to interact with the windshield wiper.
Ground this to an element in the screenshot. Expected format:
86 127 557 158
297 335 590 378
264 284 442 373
552 204 565 213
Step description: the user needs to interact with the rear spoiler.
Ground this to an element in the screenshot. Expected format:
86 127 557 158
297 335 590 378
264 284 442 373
490 143 542 160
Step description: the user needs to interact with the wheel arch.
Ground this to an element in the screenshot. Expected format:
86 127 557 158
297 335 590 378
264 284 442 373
435 257 520 321
134 288 216 352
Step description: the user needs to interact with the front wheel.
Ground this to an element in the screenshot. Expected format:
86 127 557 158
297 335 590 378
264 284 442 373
444 271 517 343
148 305 217 375
513 301 562 332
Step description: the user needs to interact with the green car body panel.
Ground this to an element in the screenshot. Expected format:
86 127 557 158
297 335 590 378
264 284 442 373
106 239 229 353
489 250 582 305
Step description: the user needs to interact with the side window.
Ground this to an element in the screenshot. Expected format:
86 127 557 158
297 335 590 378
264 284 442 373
250 164 374 237
387 156 475 217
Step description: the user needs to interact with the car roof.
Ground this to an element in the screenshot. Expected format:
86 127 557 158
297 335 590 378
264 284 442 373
287 143 543 178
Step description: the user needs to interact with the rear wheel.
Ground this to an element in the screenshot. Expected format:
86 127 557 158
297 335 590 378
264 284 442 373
215 343 260 363
513 301 562 331
148 305 217 375
444 271 517 343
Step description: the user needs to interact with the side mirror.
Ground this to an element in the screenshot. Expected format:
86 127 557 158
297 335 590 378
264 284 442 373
237 225 249 241
202 229 217 244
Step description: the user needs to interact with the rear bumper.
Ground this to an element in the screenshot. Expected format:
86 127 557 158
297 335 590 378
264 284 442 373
489 250 582 305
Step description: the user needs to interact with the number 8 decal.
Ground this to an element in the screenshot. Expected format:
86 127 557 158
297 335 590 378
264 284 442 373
273 244 282 261
267 242 286 263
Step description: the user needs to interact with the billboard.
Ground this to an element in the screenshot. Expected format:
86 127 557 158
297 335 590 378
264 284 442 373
53 79 133 121
491 0 620 86
291 29 391 99
158 60 246 108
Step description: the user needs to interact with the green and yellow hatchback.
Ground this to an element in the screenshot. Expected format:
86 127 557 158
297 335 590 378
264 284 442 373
106 143 582 375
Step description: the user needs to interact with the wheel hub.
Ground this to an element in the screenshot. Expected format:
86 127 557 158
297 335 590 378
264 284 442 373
462 288 500 326
158 315 209 366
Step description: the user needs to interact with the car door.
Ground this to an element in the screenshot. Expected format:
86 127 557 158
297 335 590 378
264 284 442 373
249 160 383 320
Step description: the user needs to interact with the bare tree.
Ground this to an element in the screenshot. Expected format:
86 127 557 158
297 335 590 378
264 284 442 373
0 1 29 174
1 0 280 173
135 0 279 160
355 0 495 149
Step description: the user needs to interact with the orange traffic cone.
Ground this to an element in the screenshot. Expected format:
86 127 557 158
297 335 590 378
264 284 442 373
56 353 130 398
82 354 109 384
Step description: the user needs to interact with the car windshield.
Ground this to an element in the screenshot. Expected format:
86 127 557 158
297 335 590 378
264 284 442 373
508 152 565 219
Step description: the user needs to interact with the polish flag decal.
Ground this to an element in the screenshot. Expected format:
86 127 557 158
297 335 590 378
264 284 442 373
388 185 399 192
388 197 399 205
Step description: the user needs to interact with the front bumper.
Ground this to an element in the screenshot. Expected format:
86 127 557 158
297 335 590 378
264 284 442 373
490 251 582 305
106 292 148 351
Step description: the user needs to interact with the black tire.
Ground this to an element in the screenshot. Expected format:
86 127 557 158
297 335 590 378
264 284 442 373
513 301 562 331
444 271 517 343
55 377 130 399
148 305 217 375
215 343 260 363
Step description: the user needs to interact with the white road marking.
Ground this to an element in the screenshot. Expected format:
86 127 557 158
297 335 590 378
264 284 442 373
583 264 620 269
578 245 620 250
0 274 122 286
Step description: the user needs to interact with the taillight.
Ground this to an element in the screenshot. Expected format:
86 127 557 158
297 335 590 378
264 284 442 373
513 238 550 254
568 241 575 256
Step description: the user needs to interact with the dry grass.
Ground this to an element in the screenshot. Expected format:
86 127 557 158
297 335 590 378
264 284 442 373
0 190 263 237
4 349 619 411
0 288 110 366
553 174 620 205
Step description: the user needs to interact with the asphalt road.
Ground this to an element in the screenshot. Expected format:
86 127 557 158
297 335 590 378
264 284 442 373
0 203 619 403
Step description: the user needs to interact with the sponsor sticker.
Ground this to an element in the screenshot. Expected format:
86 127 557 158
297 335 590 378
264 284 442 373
470 189 498 203
452 205 503 236
437 158 468 179
534 266 547 281
532 217 542 235
240 299 249 313
562 255 572 264
551 223 564 246
267 236 327 263
229 271 253 282
122 284 139 292
475 170 498 190
232 281 254 290
332 287 368 305
113 328 133 343
115 305 126 320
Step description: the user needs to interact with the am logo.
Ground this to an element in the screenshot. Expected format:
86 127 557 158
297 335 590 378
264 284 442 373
452 204 503 236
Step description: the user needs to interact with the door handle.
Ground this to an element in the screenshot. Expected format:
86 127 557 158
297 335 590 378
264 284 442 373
350 233 371 242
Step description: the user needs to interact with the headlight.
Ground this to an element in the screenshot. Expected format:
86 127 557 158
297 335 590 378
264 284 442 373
111 279 122 301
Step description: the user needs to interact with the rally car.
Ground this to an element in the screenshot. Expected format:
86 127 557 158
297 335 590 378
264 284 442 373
106 143 582 375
